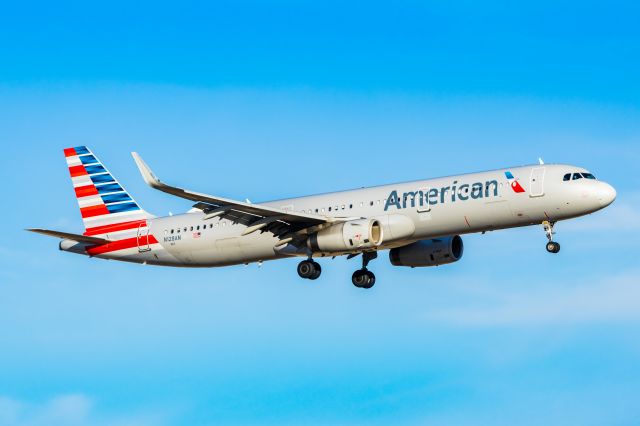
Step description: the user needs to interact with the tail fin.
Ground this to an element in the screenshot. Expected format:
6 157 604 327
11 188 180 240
64 146 152 236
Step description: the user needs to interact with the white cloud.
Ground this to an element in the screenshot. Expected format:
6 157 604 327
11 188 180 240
422 270 640 327
0 394 167 426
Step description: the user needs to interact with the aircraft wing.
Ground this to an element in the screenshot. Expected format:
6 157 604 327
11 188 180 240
27 228 111 244
131 152 335 238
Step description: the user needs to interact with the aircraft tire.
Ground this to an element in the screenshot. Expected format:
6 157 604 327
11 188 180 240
546 242 560 253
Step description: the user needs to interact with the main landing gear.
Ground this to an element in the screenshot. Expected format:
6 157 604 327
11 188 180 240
297 259 321 280
352 251 377 289
543 220 561 253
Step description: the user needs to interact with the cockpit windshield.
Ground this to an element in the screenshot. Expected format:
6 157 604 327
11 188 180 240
563 172 597 181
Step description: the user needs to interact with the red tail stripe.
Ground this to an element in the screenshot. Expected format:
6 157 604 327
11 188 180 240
86 235 159 256
64 148 77 157
69 165 87 177
75 184 99 198
84 219 148 236
80 204 110 218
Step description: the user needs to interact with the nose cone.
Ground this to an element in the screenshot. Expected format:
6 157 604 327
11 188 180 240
596 182 617 207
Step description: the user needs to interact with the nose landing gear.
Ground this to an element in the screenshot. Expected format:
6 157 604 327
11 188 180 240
297 259 321 280
543 220 561 253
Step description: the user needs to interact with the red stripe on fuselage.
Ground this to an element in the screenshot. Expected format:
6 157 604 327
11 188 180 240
80 204 110 218
69 165 87 177
64 148 77 157
75 184 99 198
86 235 159 256
84 219 147 236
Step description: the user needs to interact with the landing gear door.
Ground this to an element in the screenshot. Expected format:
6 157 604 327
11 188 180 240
137 223 151 252
530 167 546 197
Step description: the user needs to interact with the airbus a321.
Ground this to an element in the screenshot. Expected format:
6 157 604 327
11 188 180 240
29 147 616 289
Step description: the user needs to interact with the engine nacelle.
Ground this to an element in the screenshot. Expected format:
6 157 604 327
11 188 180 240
307 219 383 253
389 236 464 267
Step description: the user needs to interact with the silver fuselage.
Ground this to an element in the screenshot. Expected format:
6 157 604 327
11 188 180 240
63 164 616 267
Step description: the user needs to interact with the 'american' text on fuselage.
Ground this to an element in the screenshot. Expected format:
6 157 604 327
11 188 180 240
384 180 500 211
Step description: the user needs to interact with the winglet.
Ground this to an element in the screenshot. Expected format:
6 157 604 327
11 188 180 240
131 152 162 188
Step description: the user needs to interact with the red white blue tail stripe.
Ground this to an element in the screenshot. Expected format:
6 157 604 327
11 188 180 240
505 171 526 193
64 146 151 239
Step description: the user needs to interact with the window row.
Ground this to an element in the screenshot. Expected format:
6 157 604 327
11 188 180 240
300 200 386 214
165 221 229 235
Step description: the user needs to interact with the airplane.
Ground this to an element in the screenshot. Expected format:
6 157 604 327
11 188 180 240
28 146 616 289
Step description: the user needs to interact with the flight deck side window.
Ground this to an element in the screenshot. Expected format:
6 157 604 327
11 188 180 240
582 173 596 180
572 173 583 180
563 173 571 181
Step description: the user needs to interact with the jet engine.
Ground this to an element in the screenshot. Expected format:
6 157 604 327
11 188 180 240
307 219 383 253
389 236 464 267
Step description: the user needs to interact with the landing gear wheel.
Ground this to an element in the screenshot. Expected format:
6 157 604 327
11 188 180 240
309 262 321 280
362 270 376 289
297 260 321 279
546 242 560 253
352 269 375 289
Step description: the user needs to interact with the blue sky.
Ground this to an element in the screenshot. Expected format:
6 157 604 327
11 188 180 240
1 1 640 425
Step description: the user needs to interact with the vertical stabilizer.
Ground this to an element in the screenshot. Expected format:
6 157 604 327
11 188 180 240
63 146 152 237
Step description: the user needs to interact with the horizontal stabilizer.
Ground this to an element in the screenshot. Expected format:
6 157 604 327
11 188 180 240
26 228 110 244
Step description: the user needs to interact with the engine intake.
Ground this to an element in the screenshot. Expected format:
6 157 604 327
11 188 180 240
389 235 464 267
308 219 383 253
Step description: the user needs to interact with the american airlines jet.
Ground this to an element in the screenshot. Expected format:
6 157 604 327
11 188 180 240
29 147 616 288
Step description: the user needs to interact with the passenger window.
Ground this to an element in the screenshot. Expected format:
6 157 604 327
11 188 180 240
370 201 374 206
177 228 180 233
341 205 345 210
349 204 353 209
328 207 332 212
171 229 174 234
563 173 571 181
184 227 187 232
572 173 583 180
197 225 200 230
190 226 194 231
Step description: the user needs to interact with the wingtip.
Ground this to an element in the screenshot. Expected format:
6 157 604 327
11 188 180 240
131 151 160 186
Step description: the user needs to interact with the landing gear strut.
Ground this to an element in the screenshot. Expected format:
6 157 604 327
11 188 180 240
297 259 321 280
543 220 560 253
352 251 377 289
